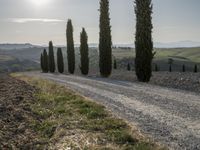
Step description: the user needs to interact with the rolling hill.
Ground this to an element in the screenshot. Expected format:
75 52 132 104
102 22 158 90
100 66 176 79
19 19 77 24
0 45 200 72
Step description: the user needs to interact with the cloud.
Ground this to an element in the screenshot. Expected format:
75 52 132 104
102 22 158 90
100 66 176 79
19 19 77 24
4 18 65 23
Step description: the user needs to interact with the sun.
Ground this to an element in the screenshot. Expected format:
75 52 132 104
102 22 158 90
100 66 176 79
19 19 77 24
30 0 50 6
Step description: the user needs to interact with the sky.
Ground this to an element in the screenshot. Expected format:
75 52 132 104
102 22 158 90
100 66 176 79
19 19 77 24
0 0 200 45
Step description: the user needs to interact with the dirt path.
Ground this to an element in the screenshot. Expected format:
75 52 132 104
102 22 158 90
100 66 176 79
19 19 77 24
25 72 200 150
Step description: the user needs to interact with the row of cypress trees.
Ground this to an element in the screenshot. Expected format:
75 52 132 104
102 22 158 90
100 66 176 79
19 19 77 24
40 24 89 75
163 64 198 73
65 0 112 77
41 0 154 82
99 0 154 81
40 41 64 74
40 49 48 73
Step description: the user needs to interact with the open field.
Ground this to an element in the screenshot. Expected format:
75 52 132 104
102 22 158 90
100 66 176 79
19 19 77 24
0 73 163 149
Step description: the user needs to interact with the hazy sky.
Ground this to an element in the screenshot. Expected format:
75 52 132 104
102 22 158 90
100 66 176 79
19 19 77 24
0 0 200 45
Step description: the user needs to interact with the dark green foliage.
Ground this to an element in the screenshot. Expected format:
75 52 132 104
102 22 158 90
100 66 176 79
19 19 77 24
135 0 154 82
66 19 75 74
57 48 64 73
99 0 112 77
169 64 172 72
194 64 198 73
48 41 55 73
182 64 185 72
40 53 44 72
168 58 174 65
155 64 159 72
43 49 49 73
80 28 89 75
113 59 117 69
127 63 131 71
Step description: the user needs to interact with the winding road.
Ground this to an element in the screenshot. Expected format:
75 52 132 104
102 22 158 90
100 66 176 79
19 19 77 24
25 72 200 150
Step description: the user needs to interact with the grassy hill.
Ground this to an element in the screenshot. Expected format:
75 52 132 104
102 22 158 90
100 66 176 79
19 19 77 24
0 46 200 72
112 47 200 71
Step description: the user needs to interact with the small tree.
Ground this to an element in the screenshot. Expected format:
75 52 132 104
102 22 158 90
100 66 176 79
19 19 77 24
99 0 112 77
194 64 198 73
80 28 89 75
127 63 131 71
113 59 117 69
43 49 49 73
168 58 174 65
182 64 185 72
57 48 64 73
48 41 55 73
40 53 44 72
169 64 172 72
155 64 159 72
66 19 75 74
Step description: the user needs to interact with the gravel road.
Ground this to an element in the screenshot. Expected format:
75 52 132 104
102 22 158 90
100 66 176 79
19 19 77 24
25 72 200 150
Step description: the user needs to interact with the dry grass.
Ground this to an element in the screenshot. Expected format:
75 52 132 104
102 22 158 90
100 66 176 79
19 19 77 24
12 73 166 150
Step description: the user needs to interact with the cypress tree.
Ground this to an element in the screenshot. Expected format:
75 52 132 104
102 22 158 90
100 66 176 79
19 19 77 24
40 53 44 72
66 19 75 74
57 48 64 73
43 49 49 73
99 0 112 77
48 41 55 73
194 64 198 73
113 59 117 69
127 63 131 71
182 64 185 72
80 28 89 75
135 0 154 82
155 64 159 72
169 64 172 72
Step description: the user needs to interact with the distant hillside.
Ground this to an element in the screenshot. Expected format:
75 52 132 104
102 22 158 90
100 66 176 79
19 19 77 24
155 41 200 48
0 43 41 50
0 46 200 72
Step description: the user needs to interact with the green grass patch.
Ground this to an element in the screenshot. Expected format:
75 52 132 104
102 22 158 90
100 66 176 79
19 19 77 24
31 120 57 138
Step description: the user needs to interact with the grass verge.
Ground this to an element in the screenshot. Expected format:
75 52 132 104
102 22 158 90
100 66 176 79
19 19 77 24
12 73 166 150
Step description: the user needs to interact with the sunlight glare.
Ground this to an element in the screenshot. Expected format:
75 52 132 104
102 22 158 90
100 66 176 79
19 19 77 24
30 0 50 6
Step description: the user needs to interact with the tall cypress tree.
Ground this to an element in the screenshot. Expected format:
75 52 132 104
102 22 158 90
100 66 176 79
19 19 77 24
135 0 154 82
48 41 55 73
99 0 112 77
57 48 64 73
40 53 44 72
43 49 49 73
66 19 75 74
80 28 89 75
